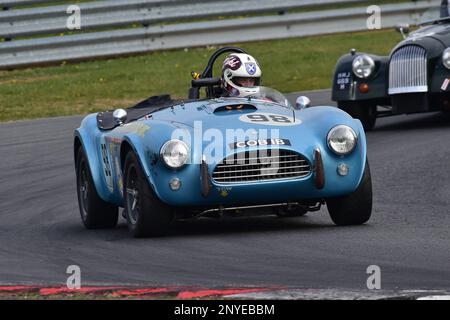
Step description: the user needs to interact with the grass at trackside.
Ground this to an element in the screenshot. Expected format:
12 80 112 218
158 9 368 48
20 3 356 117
0 29 403 122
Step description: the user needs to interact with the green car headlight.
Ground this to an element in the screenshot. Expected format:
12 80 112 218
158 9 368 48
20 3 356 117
352 54 375 79
442 48 450 69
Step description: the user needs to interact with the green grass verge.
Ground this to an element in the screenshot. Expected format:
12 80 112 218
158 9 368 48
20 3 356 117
0 29 402 122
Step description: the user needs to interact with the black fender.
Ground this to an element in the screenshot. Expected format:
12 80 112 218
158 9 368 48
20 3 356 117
430 55 450 93
331 52 390 102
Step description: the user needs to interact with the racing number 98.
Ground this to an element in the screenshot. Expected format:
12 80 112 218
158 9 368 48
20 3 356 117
246 114 291 123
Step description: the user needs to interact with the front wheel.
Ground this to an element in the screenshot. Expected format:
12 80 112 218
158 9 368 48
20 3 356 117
76 146 118 229
326 161 372 226
123 151 174 237
338 101 377 131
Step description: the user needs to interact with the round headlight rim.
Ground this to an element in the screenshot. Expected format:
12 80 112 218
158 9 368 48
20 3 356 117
159 139 189 169
443 48 450 70
352 54 376 79
327 125 358 156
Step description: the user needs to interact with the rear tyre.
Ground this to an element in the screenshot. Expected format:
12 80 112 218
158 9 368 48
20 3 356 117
327 161 372 226
76 146 118 229
123 151 174 237
338 101 377 131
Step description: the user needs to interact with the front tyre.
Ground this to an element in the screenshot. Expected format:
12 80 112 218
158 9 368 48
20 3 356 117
123 151 174 237
327 161 372 226
338 101 377 131
76 146 118 229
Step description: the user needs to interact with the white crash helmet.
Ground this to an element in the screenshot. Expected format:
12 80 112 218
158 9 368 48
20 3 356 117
222 53 262 97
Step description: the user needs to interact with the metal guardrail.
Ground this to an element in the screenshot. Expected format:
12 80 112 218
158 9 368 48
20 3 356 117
0 0 441 69
0 0 51 7
0 0 365 38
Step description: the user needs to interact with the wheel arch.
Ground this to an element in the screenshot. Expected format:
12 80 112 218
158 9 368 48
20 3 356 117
74 129 112 203
119 135 159 198
120 140 134 171
74 135 82 168
354 118 369 187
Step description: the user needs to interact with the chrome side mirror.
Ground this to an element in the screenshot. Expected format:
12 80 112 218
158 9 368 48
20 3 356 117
113 108 127 125
296 96 311 109
395 23 410 39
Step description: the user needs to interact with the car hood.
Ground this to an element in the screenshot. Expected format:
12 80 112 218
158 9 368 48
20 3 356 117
393 23 450 58
144 98 359 154
151 98 295 129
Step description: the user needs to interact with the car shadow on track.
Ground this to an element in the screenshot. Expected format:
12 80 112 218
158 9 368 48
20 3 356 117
62 213 373 240
122 214 371 239
374 112 450 132
170 216 334 237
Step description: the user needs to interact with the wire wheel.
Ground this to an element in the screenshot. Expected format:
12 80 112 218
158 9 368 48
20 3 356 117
77 158 89 219
125 164 140 225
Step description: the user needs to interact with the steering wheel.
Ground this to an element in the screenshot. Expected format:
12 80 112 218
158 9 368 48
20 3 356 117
188 47 247 99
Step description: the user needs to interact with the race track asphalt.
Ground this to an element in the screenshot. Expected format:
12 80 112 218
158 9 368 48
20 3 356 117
0 89 449 290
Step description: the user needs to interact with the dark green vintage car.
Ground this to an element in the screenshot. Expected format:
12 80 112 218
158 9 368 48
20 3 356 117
332 1 450 130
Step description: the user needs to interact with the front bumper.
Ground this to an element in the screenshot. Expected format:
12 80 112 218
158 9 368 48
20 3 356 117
150 145 366 208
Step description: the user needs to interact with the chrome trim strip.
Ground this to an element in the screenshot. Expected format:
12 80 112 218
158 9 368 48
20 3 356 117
388 86 428 95
213 165 311 175
216 159 308 168
213 170 311 181
201 202 294 214
224 154 300 162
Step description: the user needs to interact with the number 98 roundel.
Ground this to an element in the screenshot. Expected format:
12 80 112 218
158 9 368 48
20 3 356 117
238 112 302 126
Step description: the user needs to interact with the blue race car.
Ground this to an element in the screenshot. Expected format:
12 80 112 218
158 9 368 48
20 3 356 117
74 47 372 237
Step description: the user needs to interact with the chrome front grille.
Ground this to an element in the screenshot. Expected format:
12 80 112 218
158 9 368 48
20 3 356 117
212 149 311 184
388 45 428 95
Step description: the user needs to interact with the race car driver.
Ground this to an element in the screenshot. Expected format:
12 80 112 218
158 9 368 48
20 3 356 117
221 53 262 97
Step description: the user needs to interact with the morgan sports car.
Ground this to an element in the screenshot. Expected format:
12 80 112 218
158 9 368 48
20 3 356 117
74 47 372 237
332 1 450 131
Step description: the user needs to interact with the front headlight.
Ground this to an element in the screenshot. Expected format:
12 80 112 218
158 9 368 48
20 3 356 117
352 54 375 79
327 125 358 155
443 48 450 69
160 139 189 169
